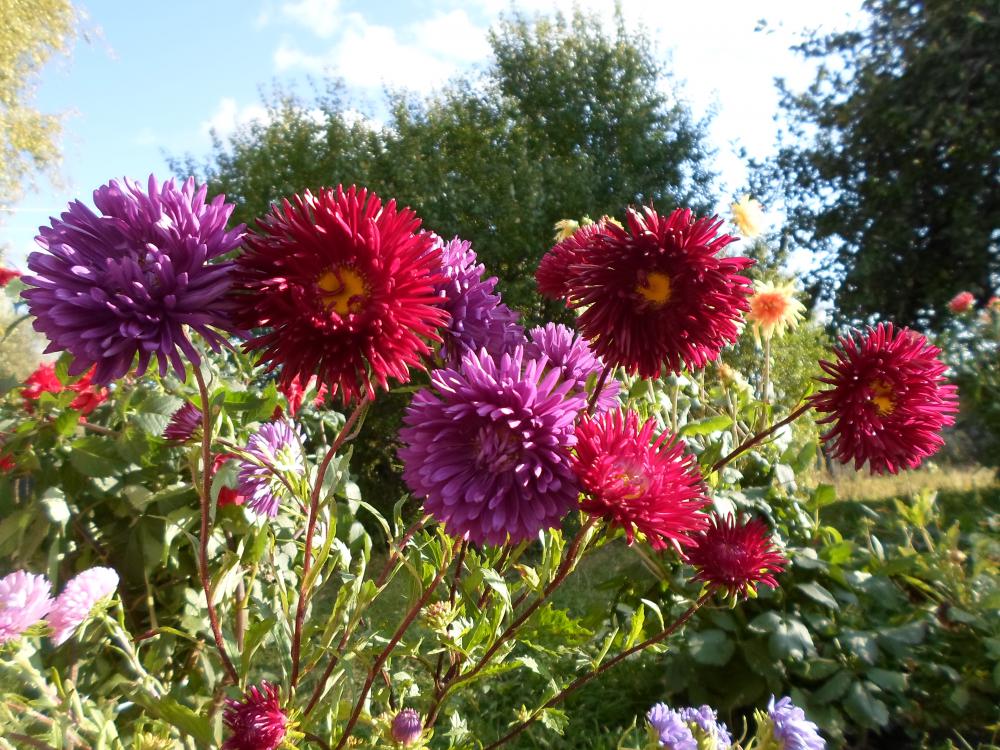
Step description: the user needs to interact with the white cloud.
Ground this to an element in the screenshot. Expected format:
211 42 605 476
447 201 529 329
280 0 342 38
200 98 270 138
410 9 491 64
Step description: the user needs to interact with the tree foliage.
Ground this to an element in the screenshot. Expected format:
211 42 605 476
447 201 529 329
759 0 1000 330
0 0 76 211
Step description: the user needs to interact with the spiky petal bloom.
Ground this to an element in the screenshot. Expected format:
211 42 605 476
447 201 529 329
565 207 753 377
536 219 614 302
237 421 305 517
234 186 447 405
223 682 288 750
809 323 958 474
680 705 733 749
573 410 708 550
762 696 825 750
747 279 805 342
399 347 583 546
730 195 765 238
647 704 698 750
525 323 619 413
47 567 119 645
947 291 975 313
23 176 243 384
390 708 423 746
0 571 53 644
163 402 203 442
433 236 523 362
685 514 785 598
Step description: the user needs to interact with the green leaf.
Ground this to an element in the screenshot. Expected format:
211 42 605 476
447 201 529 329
748 611 782 634
792 440 818 473
812 483 837 508
680 414 732 437
537 707 569 735
796 582 839 610
843 681 889 728
129 694 213 745
69 436 120 477
866 668 907 693
769 617 814 661
814 670 853 704
839 630 879 665
241 617 276 678
687 628 734 666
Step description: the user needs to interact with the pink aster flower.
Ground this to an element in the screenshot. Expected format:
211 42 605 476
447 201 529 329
47 567 119 646
685 514 786 599
0 571 53 644
947 291 975 314
223 682 288 750
810 323 958 474
573 410 708 550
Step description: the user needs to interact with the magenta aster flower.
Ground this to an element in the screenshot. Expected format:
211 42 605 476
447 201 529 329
223 682 288 750
647 704 698 750
0 571 53 644
433 235 524 362
536 220 614 302
573 410 708 550
564 207 753 377
525 323 619 413
163 402 202 442
809 323 958 474
765 696 826 750
399 347 583 545
22 176 243 384
685 514 785 598
48 566 119 645
237 421 305 517
234 185 448 405
390 708 423 746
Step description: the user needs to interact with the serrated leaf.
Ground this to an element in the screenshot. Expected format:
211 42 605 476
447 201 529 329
843 681 889 728
241 617 276 678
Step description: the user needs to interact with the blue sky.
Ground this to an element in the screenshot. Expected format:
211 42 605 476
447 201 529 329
1 0 863 267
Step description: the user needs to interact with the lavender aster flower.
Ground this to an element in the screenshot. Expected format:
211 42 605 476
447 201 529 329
237 421 305 517
47 567 119 645
433 236 524 362
766 696 825 750
647 704 698 750
390 708 423 746
0 571 53 644
163 402 203 442
399 347 583 545
680 705 732 748
23 176 244 383
525 323 620 412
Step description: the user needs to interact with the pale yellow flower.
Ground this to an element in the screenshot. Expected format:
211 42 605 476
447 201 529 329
553 219 580 242
746 279 805 342
730 195 765 238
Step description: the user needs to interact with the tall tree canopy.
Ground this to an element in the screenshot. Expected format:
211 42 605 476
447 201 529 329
179 9 715 321
0 0 76 212
761 0 999 329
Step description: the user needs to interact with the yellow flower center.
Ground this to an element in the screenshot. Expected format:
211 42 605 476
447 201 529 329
636 271 672 306
317 267 367 316
870 379 895 416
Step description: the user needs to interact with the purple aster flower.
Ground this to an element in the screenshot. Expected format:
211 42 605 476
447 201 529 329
399 346 583 546
647 704 698 750
433 236 524 363
0 571 53 644
237 420 305 517
390 708 423 746
163 402 203 442
22 175 244 384
525 323 620 413
680 705 732 749
48 566 119 645
767 696 825 750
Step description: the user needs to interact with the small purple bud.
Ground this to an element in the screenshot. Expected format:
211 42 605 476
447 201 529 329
391 708 423 746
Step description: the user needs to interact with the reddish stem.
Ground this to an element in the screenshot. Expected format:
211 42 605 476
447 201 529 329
711 402 812 474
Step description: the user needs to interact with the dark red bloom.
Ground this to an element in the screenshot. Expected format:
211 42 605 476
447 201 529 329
685 514 785 598
536 220 615 302
563 207 753 377
573 410 708 550
234 185 447 405
0 267 20 287
222 681 287 750
810 323 958 474
213 454 245 508
22 363 62 403
0 452 14 472
279 374 328 417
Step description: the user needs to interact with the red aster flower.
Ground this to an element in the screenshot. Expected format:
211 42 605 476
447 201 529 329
22 363 62 403
573 409 708 550
0 267 20 287
234 186 447 405
213 454 246 508
685 514 785 598
947 291 975 313
279 373 329 417
564 207 753 377
536 220 615 302
223 681 288 750
67 368 108 416
810 323 958 474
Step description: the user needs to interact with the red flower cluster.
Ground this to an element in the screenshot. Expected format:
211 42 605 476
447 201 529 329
537 207 753 376
685 514 785 598
573 410 708 549
0 267 20 287
22 363 107 416
810 323 958 474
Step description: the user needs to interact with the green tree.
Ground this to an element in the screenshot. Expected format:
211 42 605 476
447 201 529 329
0 0 76 211
759 0 999 330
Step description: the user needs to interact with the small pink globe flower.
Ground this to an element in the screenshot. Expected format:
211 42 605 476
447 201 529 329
47 567 119 646
947 291 975 313
0 571 53 644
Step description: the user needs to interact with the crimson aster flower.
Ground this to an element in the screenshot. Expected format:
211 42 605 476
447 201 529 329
47 566 119 645
223 682 288 750
536 219 617 302
565 207 753 377
573 410 708 550
809 323 958 474
23 176 243 384
685 514 785 599
0 571 53 644
433 235 523 363
399 347 583 546
525 323 619 413
234 185 447 405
